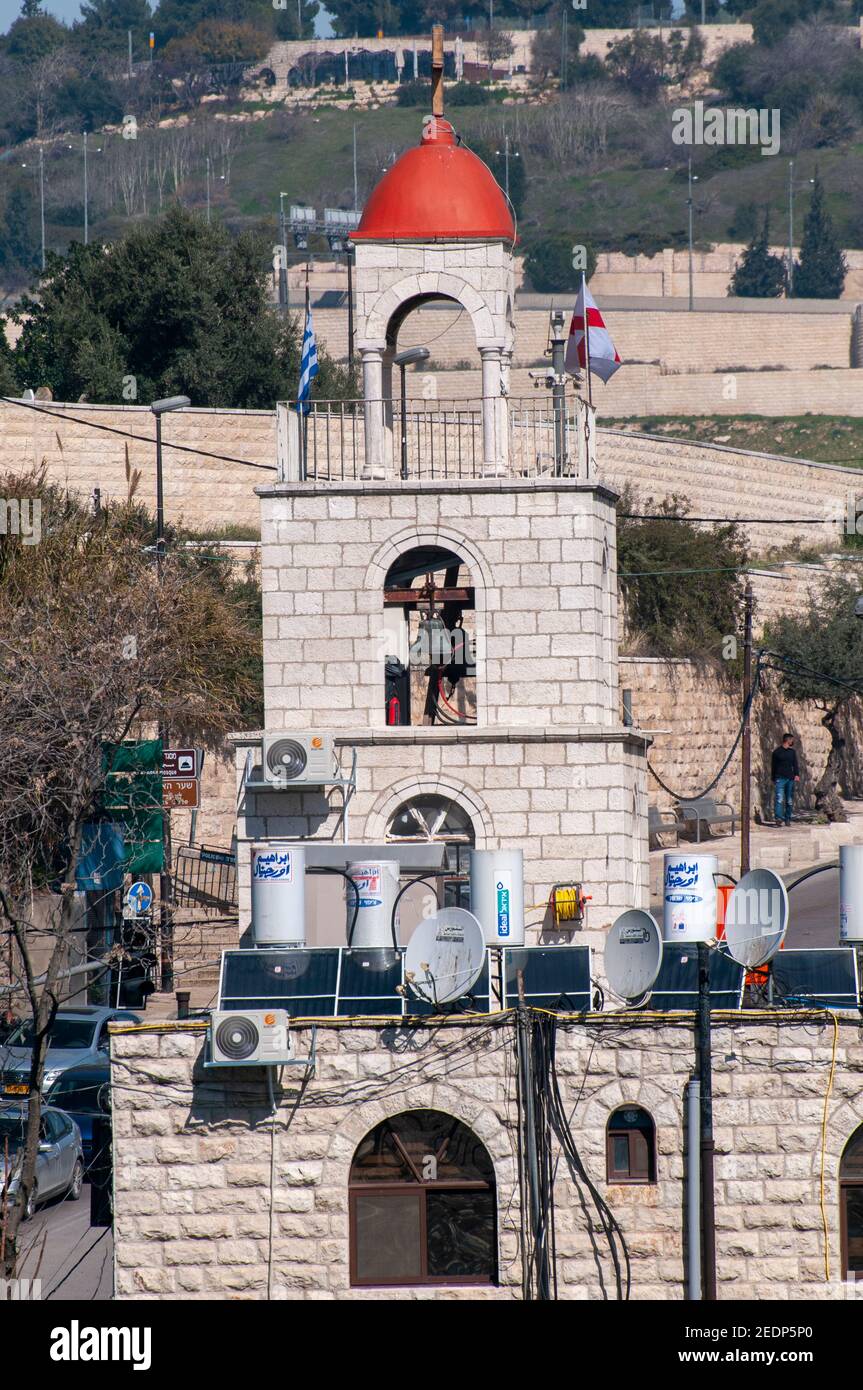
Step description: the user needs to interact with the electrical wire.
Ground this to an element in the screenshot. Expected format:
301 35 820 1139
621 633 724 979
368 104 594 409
647 651 763 801
820 1012 839 1283
0 395 277 473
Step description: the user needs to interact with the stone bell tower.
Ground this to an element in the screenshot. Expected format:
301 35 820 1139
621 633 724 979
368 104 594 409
351 25 516 476
239 29 649 952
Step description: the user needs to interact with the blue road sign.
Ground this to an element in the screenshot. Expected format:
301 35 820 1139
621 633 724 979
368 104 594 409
126 881 153 915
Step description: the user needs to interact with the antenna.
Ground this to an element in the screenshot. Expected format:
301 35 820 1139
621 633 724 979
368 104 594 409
605 909 663 1003
404 908 485 1006
723 868 788 970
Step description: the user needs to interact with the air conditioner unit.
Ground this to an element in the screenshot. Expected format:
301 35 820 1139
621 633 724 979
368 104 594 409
208 1010 295 1066
262 732 334 787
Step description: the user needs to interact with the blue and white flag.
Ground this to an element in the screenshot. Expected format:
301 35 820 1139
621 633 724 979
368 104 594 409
297 289 319 415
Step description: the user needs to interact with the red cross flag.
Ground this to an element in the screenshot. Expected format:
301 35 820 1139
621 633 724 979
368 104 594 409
564 277 622 384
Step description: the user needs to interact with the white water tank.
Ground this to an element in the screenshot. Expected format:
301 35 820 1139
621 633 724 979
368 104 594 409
251 843 306 946
469 849 525 946
662 851 718 943
840 845 863 942
345 859 401 948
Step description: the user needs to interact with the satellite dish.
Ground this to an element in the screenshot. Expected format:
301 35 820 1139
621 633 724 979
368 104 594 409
404 909 485 1006
723 868 788 969
605 909 663 1001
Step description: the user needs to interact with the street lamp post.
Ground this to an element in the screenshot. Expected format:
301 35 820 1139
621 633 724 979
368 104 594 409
494 133 519 204
150 395 190 996
394 346 430 480
39 146 45 272
278 192 289 313
83 132 88 245
687 157 698 313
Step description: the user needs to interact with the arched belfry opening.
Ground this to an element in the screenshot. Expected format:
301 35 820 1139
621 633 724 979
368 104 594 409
350 25 515 478
382 545 477 727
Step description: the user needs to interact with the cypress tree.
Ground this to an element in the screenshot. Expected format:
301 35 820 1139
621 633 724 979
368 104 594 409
728 207 786 298
793 172 847 299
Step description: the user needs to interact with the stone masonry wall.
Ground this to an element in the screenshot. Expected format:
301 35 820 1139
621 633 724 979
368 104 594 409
110 1010 863 1301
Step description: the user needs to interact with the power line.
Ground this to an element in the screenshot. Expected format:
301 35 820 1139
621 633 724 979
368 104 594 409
0 396 277 473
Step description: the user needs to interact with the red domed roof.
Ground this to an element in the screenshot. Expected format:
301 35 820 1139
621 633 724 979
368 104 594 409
352 118 515 243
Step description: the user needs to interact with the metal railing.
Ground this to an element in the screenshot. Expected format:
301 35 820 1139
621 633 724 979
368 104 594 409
277 396 595 483
173 844 237 913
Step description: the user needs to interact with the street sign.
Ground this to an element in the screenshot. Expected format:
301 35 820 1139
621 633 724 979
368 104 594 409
163 748 197 777
163 779 200 809
126 881 153 915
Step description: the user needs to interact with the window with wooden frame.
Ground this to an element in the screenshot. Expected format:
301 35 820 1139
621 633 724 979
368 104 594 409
606 1106 656 1184
349 1109 497 1287
841 1125 863 1277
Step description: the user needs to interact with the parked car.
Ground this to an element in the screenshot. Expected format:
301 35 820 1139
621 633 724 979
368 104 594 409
0 1103 84 1219
44 1061 110 1167
0 1005 140 1097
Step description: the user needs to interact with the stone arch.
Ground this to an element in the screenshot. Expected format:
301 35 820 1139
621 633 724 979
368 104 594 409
363 772 494 849
363 273 498 350
365 523 494 612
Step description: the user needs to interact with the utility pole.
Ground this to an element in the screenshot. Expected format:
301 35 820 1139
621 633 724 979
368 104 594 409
561 6 568 91
352 124 358 212
83 131 89 246
38 146 45 272
787 159 794 297
697 942 717 1301
687 155 695 312
740 580 754 876
128 28 133 79
278 192 288 313
550 308 567 476
205 155 211 224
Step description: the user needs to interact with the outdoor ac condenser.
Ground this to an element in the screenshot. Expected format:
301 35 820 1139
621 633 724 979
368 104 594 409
261 732 334 787
208 1010 295 1066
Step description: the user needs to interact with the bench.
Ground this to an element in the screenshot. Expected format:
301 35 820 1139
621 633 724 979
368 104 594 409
649 805 680 848
675 797 737 842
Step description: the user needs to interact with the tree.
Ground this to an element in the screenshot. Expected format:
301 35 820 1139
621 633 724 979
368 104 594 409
163 19 271 66
604 31 668 100
531 4 585 84
763 572 863 820
0 472 262 1277
793 172 847 298
12 207 351 407
728 208 786 297
525 236 596 293
323 0 421 37
617 489 748 661
73 0 153 57
0 184 38 276
0 329 18 395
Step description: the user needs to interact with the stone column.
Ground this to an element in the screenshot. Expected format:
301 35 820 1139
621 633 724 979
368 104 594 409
361 345 387 479
480 347 505 476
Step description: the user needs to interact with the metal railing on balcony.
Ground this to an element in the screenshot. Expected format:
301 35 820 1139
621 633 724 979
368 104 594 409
276 395 596 483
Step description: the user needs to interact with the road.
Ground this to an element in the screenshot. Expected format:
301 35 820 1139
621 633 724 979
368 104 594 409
14 1184 112 1301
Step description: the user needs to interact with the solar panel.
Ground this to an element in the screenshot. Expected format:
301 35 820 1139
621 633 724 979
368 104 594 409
768 948 860 1011
337 948 404 1017
220 949 339 1017
648 944 745 1012
502 947 593 1012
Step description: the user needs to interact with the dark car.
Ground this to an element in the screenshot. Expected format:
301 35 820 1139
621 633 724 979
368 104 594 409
0 1005 140 1097
44 1061 110 1167
0 1103 84 1219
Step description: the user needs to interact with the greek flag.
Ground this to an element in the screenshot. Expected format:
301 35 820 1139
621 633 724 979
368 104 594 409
297 290 319 415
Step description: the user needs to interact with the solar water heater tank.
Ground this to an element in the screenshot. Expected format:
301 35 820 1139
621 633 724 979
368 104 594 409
251 843 306 946
345 859 401 948
469 849 525 946
662 851 718 943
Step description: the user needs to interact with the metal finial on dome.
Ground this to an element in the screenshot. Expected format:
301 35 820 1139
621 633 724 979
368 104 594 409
431 25 444 119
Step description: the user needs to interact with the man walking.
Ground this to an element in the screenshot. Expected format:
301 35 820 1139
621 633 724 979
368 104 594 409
771 732 800 826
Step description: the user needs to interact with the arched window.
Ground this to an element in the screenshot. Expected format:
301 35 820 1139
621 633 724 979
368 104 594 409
606 1106 656 1184
841 1125 863 1276
387 794 474 908
349 1109 497 1287
383 546 476 727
